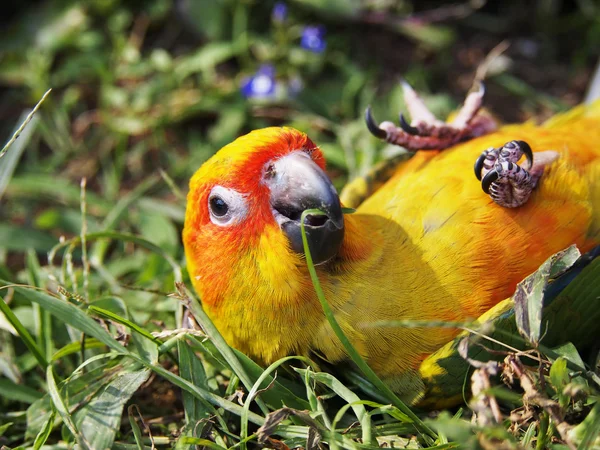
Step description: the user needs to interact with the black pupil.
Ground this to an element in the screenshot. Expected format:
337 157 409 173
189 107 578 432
210 196 228 217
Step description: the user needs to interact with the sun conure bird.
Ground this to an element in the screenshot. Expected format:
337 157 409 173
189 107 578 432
183 84 600 404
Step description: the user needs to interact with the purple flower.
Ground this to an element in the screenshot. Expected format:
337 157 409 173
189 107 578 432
300 25 326 53
272 2 288 23
241 65 276 99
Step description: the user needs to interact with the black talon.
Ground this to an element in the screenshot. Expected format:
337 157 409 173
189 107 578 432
481 170 499 194
474 152 486 181
515 140 533 169
365 106 387 140
399 114 419 135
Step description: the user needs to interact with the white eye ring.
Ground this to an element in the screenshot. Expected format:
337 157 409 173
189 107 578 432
208 186 248 227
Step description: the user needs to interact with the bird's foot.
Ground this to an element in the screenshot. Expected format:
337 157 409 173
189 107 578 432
365 80 498 151
475 140 559 208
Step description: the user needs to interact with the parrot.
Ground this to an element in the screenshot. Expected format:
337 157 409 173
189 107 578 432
183 83 600 405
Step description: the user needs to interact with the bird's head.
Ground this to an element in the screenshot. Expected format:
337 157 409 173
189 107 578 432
183 127 344 307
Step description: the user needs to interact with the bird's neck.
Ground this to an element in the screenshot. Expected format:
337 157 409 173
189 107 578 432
334 212 384 267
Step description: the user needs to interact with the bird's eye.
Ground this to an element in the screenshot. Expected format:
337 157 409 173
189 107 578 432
207 186 248 226
209 196 228 217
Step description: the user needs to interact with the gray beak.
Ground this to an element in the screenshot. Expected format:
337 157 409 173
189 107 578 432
265 152 344 265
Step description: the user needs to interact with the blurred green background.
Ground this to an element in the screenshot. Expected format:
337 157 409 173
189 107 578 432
1 0 599 266
1 0 600 447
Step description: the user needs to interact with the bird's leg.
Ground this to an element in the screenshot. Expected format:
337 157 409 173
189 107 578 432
365 80 498 151
476 140 559 208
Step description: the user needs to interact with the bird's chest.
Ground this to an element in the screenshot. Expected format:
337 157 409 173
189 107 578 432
205 285 324 365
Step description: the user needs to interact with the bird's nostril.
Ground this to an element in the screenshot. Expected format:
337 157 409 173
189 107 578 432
304 214 328 227
275 204 329 226
274 204 303 221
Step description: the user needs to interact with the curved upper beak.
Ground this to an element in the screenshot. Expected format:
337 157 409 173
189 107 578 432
265 151 344 264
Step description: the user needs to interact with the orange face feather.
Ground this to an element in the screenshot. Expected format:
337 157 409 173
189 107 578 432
183 127 344 363
184 127 322 304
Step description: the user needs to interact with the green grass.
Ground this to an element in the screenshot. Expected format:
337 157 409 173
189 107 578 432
1 0 600 448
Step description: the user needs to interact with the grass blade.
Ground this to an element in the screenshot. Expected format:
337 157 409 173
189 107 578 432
51 339 105 361
33 409 56 450
0 93 47 200
297 369 373 445
575 401 600 449
0 293 48 369
240 356 312 450
46 365 92 450
300 209 437 441
0 378 44 404
8 282 271 428
74 368 151 450
127 405 146 450
177 339 217 422
0 89 51 159
88 305 161 347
